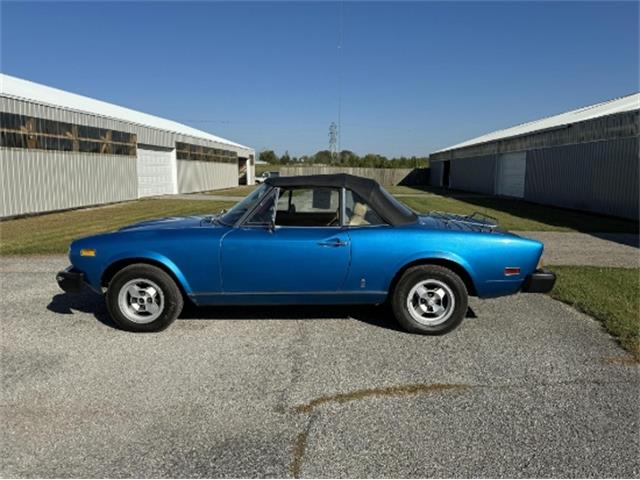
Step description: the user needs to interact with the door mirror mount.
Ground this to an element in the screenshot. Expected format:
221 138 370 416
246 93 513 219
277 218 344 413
266 219 276 233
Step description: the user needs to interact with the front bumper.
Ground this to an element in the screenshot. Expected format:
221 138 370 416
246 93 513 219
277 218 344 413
56 267 85 293
521 269 556 293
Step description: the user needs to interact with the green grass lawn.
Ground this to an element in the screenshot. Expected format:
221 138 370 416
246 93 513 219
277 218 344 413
400 195 638 233
0 199 234 256
206 184 638 233
549 266 639 359
386 185 441 195
2 187 637 255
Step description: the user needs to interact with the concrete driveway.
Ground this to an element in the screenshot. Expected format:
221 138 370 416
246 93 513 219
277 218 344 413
1 256 638 478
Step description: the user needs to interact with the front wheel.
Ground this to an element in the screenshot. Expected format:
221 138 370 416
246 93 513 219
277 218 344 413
106 264 184 332
391 265 468 334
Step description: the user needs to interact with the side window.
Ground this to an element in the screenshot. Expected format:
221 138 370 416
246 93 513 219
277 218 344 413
344 190 385 226
275 188 340 227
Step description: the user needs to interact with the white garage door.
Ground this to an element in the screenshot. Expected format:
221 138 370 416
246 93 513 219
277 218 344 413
137 147 177 198
496 152 526 198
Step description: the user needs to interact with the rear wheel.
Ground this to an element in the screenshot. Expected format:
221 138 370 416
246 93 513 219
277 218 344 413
392 265 468 334
106 264 183 332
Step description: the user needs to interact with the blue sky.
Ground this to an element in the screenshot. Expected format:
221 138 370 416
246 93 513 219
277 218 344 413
2 1 638 157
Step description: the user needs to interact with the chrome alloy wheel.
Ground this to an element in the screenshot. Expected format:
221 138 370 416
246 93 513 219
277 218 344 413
117 278 165 324
406 279 455 326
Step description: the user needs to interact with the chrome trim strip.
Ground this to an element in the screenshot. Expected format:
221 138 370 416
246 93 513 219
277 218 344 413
189 290 388 297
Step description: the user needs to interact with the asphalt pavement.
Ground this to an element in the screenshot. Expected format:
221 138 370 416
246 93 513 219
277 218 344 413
517 231 639 268
1 256 638 478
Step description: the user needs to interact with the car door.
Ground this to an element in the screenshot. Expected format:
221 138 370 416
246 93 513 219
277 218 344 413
220 187 351 294
340 188 396 294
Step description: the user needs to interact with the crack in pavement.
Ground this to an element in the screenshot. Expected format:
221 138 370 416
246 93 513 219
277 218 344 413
286 377 638 477
288 383 468 477
293 383 468 415
289 412 318 479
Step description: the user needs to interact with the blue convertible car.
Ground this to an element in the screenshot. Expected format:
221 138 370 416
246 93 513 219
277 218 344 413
57 174 555 333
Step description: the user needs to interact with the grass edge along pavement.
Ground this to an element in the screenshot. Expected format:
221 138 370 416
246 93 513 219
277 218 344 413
549 265 640 360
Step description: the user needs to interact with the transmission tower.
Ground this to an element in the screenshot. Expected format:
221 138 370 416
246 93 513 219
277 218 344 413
329 121 338 162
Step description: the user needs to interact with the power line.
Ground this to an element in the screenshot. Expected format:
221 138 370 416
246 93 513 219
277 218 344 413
337 1 343 159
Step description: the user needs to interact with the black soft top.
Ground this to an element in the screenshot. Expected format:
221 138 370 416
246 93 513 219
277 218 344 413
265 173 418 226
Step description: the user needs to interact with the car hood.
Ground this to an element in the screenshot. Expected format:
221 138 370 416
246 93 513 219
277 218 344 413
118 215 217 232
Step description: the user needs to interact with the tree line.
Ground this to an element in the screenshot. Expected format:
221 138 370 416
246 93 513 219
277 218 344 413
258 149 429 169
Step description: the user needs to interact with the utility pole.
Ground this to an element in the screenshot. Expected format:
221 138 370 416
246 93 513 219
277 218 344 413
337 1 343 162
329 122 338 162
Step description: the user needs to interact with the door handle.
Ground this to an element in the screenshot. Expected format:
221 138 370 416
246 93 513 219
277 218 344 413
318 238 349 247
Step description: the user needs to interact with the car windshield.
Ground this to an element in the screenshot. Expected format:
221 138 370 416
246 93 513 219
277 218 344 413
219 184 270 226
379 185 416 217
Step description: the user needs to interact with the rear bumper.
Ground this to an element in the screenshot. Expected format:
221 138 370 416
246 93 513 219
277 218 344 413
521 269 556 293
56 267 85 293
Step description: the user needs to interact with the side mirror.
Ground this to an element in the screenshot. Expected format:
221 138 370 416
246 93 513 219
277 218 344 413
220 208 227 214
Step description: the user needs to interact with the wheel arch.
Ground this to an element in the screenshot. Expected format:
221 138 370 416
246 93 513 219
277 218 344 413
388 258 478 298
101 256 191 298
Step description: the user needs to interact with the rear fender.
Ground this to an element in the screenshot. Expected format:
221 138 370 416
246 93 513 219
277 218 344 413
388 251 477 292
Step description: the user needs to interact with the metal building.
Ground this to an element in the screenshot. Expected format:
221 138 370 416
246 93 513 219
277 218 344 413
1 74 255 218
430 93 639 220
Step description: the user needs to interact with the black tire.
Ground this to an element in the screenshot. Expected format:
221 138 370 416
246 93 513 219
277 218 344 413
105 263 184 332
391 265 468 334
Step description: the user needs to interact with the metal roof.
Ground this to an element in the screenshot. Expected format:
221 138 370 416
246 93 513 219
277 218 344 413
434 92 640 153
0 73 251 151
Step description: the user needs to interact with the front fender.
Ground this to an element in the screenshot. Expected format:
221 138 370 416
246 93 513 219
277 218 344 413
98 250 194 294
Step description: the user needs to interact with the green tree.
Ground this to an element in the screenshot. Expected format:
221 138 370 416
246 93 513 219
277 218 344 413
280 151 292 164
339 150 358 165
259 149 278 164
312 150 333 164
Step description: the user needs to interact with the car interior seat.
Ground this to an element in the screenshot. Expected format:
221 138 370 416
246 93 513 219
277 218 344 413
349 202 370 226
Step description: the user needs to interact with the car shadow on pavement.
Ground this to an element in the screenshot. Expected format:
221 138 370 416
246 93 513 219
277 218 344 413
47 290 118 329
180 302 407 331
47 290 477 333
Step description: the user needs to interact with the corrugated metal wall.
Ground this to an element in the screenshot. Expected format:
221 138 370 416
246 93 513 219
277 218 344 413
1 149 137 217
429 161 444 187
431 110 639 162
0 96 254 158
525 137 639 219
177 160 239 193
449 155 497 194
1 96 254 217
